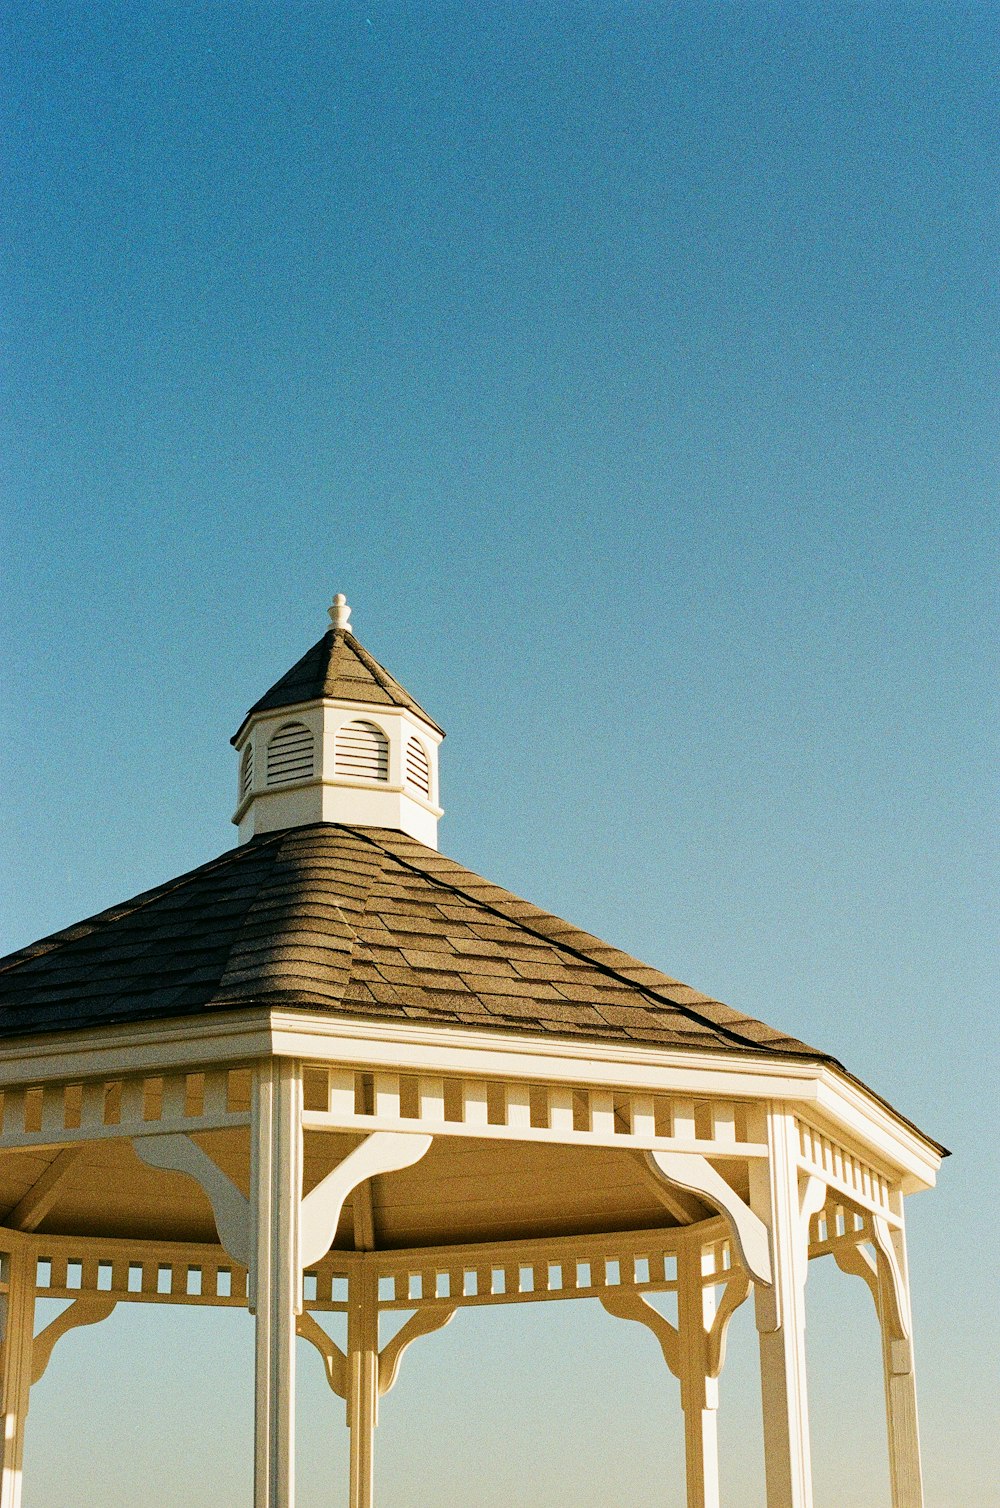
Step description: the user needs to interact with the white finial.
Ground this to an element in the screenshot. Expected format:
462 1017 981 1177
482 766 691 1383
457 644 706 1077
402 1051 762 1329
328 593 352 633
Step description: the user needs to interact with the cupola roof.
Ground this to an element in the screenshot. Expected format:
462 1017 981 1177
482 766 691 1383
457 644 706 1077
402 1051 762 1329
230 596 445 847
232 595 443 746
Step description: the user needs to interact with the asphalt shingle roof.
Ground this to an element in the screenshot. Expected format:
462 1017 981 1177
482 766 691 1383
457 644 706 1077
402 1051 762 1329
233 631 444 743
0 824 829 1063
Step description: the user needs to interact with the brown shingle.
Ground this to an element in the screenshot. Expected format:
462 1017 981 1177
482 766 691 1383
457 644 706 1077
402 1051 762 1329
0 823 832 1072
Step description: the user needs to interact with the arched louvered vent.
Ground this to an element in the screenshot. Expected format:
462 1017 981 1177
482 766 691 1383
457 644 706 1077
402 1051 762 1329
266 722 315 787
239 743 254 801
405 737 431 798
336 720 389 782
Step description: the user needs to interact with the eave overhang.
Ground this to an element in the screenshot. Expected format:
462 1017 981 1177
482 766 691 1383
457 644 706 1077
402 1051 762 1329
0 1007 946 1194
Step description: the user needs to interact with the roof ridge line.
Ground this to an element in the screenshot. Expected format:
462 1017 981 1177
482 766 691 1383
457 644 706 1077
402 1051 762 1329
315 830 393 988
0 833 288 977
343 633 439 725
343 828 817 1060
342 632 400 697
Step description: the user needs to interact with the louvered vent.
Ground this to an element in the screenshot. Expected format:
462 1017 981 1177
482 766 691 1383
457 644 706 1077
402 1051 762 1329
239 743 254 801
266 722 315 787
405 737 431 797
336 720 389 782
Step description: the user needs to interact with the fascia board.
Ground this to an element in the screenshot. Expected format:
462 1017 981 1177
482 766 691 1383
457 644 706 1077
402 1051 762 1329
0 1011 273 1085
811 1069 943 1193
0 1008 944 1189
268 1010 944 1185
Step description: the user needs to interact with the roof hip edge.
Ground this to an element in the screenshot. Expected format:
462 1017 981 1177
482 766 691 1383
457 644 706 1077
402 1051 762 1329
344 826 834 1064
0 833 287 976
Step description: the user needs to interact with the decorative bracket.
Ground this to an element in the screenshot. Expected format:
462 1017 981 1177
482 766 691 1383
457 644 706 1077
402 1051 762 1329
600 1265 751 1389
705 1269 752 1379
832 1215 913 1375
31 1296 117 1386
134 1134 250 1266
797 1175 828 1288
134 1129 433 1274
300 1133 432 1271
833 1236 879 1304
871 1215 911 1342
799 1176 827 1240
598 1289 680 1377
646 1151 772 1285
297 1309 347 1396
378 1307 455 1396
297 1301 455 1399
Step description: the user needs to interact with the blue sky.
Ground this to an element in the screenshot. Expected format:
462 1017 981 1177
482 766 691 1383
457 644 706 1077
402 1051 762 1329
3 4 997 1504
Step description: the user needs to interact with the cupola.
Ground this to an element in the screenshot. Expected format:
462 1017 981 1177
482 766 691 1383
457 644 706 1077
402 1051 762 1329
231 595 444 846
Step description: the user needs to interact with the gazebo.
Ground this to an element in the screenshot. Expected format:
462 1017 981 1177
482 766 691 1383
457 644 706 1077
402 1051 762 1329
0 596 944 1508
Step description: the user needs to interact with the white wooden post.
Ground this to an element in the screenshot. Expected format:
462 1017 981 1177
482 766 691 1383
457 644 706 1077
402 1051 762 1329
347 1263 379 1508
676 1241 720 1508
878 1206 924 1508
0 1244 35 1508
251 1060 303 1508
749 1107 814 1508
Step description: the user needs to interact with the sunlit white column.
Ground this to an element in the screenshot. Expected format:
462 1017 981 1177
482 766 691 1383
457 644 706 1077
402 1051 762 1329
749 1107 814 1508
251 1060 303 1508
0 1242 36 1508
347 1263 379 1508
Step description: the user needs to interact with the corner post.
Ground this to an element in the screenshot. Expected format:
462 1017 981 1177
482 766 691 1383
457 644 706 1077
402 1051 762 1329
251 1060 303 1508
749 1106 814 1508
0 1243 35 1508
879 1203 923 1508
347 1262 379 1508
676 1239 720 1508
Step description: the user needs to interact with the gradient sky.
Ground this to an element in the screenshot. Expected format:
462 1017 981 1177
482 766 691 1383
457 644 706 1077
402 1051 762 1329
2 4 997 1505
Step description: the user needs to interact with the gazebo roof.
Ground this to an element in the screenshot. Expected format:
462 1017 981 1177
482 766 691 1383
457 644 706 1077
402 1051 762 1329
0 822 826 1063
232 626 444 744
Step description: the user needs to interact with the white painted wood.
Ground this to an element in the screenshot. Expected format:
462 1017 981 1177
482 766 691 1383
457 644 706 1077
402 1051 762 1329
876 1209 924 1508
646 1150 772 1284
677 1241 720 1508
795 1119 896 1224
599 1246 749 1508
828 1209 924 1508
832 1234 879 1302
352 1181 376 1251
705 1267 751 1380
505 1083 531 1130
635 1156 710 1224
25 1232 249 1308
299 1133 432 1270
629 1094 655 1138
133 1133 251 1265
30 1296 116 1385
0 1243 35 1508
0 1070 250 1154
234 698 444 847
0 1014 945 1196
598 1288 680 1375
304 1083 767 1160
799 1177 828 1246
462 1080 489 1127
297 1310 347 1397
377 1307 455 1396
3 1149 83 1231
347 1265 378 1508
871 1215 911 1341
749 1107 815 1508
251 1060 302 1508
